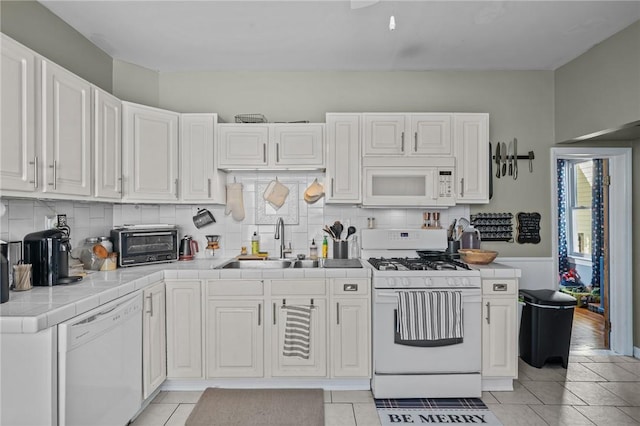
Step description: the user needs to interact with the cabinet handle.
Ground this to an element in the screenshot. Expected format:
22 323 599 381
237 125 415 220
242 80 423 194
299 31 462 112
118 176 123 194
146 294 153 316
460 178 464 198
485 301 491 324
273 303 276 325
331 178 334 197
276 143 280 163
336 302 340 325
493 283 508 291
258 303 262 326
343 283 358 291
401 132 405 152
175 179 179 199
207 178 212 198
29 156 38 189
414 132 418 152
263 144 267 163
48 161 57 189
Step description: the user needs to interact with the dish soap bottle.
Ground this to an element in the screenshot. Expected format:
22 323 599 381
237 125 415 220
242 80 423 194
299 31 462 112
322 236 328 259
309 239 318 260
251 232 260 255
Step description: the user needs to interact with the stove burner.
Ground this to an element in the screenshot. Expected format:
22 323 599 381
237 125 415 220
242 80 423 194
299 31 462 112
368 255 472 271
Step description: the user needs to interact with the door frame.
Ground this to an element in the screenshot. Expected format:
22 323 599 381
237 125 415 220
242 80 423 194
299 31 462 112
550 147 633 355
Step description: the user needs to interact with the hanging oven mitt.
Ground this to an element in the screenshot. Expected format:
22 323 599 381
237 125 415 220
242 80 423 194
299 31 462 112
263 179 289 210
225 182 245 221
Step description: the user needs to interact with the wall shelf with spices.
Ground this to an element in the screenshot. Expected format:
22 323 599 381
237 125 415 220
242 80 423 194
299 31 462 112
470 213 513 242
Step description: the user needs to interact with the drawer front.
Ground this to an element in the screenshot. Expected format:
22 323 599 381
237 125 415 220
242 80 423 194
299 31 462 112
331 278 369 296
207 280 264 297
270 279 326 296
482 279 517 296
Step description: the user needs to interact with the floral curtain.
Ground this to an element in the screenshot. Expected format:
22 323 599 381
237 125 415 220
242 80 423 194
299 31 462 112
591 159 605 288
557 159 569 276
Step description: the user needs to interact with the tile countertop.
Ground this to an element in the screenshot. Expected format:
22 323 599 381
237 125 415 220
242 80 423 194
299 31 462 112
0 258 372 334
474 262 523 279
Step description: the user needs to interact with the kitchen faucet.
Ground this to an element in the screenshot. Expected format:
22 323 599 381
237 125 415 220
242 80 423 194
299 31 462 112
274 217 292 259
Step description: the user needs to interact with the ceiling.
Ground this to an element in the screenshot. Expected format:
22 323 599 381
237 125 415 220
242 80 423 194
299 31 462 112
38 1 640 73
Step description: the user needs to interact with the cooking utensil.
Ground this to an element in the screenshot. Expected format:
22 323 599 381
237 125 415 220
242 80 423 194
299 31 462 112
447 219 457 240
495 142 501 178
332 221 344 240
501 142 507 177
323 226 337 240
346 226 356 240
513 138 518 180
507 140 513 176
457 217 470 232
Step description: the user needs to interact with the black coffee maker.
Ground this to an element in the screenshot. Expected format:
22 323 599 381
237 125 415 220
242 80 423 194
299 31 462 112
23 230 82 286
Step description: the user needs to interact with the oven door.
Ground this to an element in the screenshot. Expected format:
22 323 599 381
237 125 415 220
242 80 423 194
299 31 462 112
373 288 481 374
117 229 178 265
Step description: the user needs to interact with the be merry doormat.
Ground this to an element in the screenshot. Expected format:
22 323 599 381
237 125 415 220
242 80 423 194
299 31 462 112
376 398 503 425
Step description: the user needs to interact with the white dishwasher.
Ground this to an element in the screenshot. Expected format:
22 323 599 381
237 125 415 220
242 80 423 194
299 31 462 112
58 293 143 426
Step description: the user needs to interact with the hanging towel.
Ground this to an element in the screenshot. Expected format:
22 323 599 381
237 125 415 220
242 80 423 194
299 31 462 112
282 305 312 359
396 291 463 347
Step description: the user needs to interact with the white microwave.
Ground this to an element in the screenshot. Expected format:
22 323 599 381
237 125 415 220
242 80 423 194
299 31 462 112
362 157 456 207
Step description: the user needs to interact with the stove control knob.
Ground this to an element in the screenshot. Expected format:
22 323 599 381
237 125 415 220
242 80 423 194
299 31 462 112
424 277 432 287
446 278 455 286
461 278 470 286
388 278 397 287
401 278 410 287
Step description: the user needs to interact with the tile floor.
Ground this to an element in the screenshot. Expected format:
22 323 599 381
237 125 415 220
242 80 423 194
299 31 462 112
132 352 640 426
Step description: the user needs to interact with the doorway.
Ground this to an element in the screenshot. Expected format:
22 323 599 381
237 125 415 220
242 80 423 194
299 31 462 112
550 147 633 356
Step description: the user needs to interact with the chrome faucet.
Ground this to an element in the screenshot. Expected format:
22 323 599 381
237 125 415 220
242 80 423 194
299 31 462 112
274 217 292 259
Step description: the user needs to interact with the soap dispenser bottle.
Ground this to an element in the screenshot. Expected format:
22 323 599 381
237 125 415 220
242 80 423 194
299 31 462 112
251 232 260 255
309 239 318 260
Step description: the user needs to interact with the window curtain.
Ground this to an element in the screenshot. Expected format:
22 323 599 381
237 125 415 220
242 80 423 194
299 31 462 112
557 159 569 277
591 159 604 288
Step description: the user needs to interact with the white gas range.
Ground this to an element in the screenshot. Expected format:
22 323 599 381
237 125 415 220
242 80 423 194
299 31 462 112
361 229 482 399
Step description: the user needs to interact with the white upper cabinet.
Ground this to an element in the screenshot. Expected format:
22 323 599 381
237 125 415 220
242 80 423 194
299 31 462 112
41 59 92 196
363 113 452 157
454 113 489 203
180 114 226 204
217 123 324 170
122 102 179 202
0 35 38 193
93 88 122 199
325 114 361 204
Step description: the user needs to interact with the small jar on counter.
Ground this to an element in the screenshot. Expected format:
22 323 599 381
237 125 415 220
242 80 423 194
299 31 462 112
97 236 113 253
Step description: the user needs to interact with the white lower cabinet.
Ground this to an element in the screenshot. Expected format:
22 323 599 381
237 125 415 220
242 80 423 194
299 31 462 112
330 279 370 378
482 279 518 389
166 280 203 379
142 281 166 399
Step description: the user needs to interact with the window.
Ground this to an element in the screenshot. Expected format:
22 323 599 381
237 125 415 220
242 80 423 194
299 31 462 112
567 160 593 258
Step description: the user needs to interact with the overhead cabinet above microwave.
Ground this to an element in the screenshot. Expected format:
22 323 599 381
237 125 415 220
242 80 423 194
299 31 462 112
363 113 453 157
217 123 324 170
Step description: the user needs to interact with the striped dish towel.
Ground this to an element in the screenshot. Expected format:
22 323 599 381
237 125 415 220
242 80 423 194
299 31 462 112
397 291 463 342
283 305 312 359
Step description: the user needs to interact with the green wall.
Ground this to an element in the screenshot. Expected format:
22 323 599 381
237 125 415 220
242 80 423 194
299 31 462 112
0 0 113 92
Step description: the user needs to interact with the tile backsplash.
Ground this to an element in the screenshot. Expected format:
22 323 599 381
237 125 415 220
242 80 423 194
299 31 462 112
1 172 469 260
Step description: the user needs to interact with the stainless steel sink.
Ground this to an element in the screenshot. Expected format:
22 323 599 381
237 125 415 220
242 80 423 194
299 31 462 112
293 260 319 268
219 260 292 269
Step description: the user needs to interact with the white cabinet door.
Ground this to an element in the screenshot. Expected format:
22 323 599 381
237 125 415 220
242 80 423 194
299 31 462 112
0 35 38 193
363 114 405 156
273 124 324 167
410 114 453 155
217 124 268 168
122 102 179 201
166 281 203 379
325 114 361 203
454 113 489 203
180 114 226 203
93 88 121 199
142 281 166 399
482 297 518 378
41 60 92 196
331 298 370 377
271 298 327 377
206 300 264 378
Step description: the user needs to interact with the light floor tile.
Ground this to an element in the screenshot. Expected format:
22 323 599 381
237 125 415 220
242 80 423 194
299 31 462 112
324 390 332 403
353 402 381 426
619 407 640 422
165 404 195 426
520 380 586 405
157 391 203 404
562 382 629 406
564 363 607 382
587 355 637 363
574 406 639 425
325 403 356 426
481 391 499 404
570 356 594 363
485 403 548 425
529 404 594 425
518 360 568 381
490 380 543 405
618 362 640 376
598 382 640 405
331 390 374 403
582 362 640 381
130 403 178 426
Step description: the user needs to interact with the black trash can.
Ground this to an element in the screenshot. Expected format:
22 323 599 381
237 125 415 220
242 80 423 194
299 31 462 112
519 289 577 368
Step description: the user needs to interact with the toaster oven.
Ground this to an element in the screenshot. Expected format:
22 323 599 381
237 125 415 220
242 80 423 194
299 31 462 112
111 225 178 267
